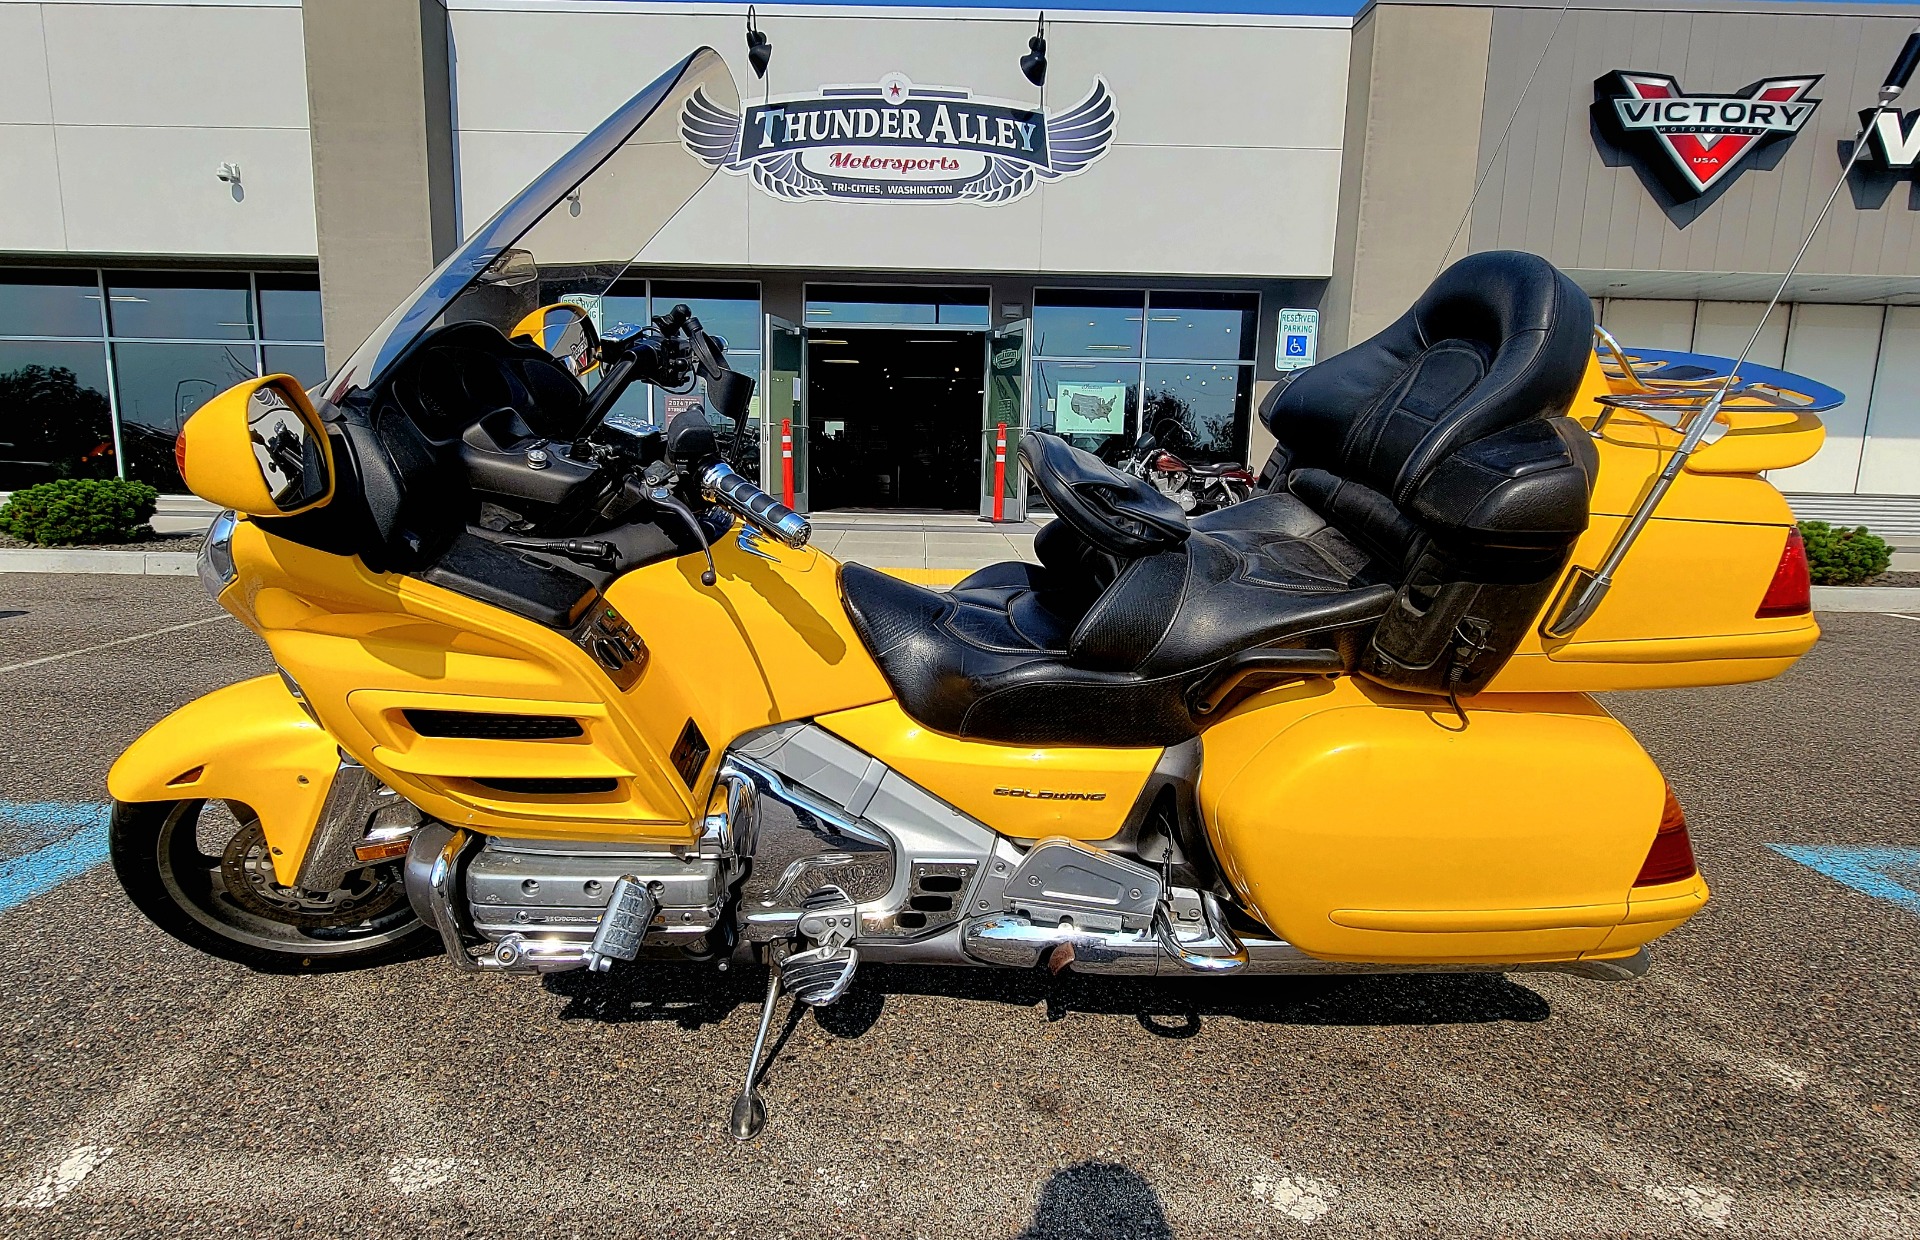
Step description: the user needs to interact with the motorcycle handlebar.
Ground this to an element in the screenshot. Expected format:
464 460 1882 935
701 462 811 549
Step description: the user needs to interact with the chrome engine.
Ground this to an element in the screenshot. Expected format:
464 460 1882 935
404 720 1645 984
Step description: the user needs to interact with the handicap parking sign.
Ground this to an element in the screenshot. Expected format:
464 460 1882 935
1275 308 1318 371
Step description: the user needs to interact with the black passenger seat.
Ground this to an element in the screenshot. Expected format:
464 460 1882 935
840 251 1599 747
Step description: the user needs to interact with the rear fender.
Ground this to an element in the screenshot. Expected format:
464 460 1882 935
107 675 340 886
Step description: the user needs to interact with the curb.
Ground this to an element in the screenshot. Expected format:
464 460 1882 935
1811 586 1920 613
0 549 197 576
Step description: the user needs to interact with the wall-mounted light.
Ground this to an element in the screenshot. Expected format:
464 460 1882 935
746 6 772 80
1020 14 1048 89
216 162 241 184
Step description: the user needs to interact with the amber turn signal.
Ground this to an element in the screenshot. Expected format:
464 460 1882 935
354 838 412 864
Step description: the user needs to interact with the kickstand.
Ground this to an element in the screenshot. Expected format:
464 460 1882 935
729 963 783 1141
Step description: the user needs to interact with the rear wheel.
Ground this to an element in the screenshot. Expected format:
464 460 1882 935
109 798 431 972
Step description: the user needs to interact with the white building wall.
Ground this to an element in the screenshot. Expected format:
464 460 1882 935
446 0 1349 279
0 0 315 258
1602 297 1919 501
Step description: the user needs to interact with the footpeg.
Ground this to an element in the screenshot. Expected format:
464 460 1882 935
583 875 657 973
783 886 860 1006
780 943 860 1006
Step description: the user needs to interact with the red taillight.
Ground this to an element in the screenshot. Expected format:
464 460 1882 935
173 430 189 479
1756 527 1812 618
1634 785 1698 887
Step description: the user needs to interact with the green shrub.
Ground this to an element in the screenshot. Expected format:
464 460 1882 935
1799 520 1892 586
0 478 160 546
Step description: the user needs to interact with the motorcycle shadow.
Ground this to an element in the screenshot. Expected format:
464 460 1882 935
543 960 1551 1040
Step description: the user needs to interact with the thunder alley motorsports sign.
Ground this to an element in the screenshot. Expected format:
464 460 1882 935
682 73 1115 205
1594 71 1821 199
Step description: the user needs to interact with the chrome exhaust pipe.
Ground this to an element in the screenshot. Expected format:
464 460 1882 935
961 892 1247 977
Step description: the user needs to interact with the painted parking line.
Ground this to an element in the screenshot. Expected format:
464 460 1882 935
1768 844 1920 916
0 801 111 913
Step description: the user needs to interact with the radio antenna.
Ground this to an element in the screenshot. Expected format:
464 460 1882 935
1544 24 1920 639
1436 0 1575 276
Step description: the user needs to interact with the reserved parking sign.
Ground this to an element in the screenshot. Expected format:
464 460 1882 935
1276 308 1318 371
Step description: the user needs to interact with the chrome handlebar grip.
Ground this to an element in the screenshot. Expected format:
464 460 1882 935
701 461 811 548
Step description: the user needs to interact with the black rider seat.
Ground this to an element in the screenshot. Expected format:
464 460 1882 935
841 251 1598 747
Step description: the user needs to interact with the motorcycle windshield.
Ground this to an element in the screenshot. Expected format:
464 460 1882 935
321 47 734 402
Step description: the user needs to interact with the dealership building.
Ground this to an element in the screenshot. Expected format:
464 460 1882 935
3 0 1919 534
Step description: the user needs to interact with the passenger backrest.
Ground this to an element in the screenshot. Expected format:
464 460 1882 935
1263 251 1598 694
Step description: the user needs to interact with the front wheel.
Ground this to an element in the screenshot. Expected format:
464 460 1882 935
109 798 432 972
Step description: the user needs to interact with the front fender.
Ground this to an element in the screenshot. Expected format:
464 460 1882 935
108 675 340 886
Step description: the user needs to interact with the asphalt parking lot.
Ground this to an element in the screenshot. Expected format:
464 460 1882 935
2 573 1918 1239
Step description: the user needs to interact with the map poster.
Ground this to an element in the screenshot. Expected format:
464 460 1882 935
1054 382 1127 435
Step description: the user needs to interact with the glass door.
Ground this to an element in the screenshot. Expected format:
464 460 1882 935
763 314 807 512
982 320 1028 520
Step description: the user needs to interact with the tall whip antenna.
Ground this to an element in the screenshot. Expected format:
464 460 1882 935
1544 24 1920 639
1436 0 1575 276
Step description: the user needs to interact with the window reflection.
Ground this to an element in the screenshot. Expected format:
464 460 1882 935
0 271 103 339
264 344 328 390
0 266 329 493
107 273 253 340
112 342 258 489
0 340 117 489
1033 291 1144 358
805 284 987 328
1142 363 1252 460
257 275 323 342
1146 291 1258 362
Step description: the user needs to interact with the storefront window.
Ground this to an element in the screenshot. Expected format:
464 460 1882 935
1031 359 1139 457
1146 291 1258 363
1030 289 1258 469
257 275 325 343
1142 363 1252 458
0 267 324 491
0 270 104 338
1033 290 1144 358
107 273 254 340
805 285 988 327
263 344 328 390
113 342 259 489
0 339 116 490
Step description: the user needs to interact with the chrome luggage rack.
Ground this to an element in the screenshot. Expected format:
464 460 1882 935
1588 325 1843 442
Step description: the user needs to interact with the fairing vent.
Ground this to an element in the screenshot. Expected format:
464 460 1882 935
471 777 617 795
671 719 710 788
403 710 584 740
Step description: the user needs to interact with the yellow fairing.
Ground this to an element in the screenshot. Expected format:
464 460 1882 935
212 518 888 861
1198 676 1704 964
107 675 339 886
818 699 1160 841
1487 358 1820 693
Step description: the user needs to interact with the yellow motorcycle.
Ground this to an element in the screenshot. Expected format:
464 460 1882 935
104 49 1825 1139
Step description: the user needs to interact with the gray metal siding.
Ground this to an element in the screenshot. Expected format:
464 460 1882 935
1467 7 1920 280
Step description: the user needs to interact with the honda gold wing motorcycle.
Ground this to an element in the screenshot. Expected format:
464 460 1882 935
106 49 1826 1138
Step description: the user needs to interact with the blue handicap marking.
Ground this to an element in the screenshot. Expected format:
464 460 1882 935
1769 844 1920 917
1285 334 1309 357
0 801 111 913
